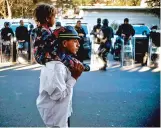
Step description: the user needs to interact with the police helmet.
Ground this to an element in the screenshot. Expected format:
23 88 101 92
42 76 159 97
29 24 34 29
58 26 80 39
56 21 61 27
97 18 101 23
4 22 10 26
102 19 109 25
124 18 129 22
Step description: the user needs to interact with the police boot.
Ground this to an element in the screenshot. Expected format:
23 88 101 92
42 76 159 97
99 64 106 71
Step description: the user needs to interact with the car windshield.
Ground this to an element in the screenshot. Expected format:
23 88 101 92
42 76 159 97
133 25 150 35
82 25 88 34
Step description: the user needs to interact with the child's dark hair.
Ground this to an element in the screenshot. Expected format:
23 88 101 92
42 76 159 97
33 3 56 24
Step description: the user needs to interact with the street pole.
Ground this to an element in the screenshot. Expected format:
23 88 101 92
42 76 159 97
0 38 2 63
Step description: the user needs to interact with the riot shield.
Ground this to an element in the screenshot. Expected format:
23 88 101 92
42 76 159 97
147 36 160 68
121 37 135 67
0 37 13 63
17 40 29 64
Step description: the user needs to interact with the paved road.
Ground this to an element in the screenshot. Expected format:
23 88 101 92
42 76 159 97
0 60 160 127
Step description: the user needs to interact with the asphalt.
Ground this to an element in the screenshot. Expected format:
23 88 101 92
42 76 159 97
0 57 160 127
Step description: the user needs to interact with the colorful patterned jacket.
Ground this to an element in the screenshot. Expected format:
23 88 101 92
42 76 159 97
33 26 75 69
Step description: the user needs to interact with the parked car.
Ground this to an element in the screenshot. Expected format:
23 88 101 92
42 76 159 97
65 22 92 60
132 24 150 65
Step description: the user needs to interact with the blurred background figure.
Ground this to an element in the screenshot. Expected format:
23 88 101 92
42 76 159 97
90 18 102 44
1 22 14 41
98 19 114 70
75 20 86 62
28 24 34 61
55 21 61 29
1 22 14 61
116 18 135 45
16 20 28 53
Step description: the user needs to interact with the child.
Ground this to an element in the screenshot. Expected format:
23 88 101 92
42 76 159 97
33 3 58 65
36 26 84 127
33 3 84 127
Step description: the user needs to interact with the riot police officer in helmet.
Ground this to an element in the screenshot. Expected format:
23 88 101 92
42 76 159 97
98 19 114 71
116 18 135 44
91 18 102 44
1 22 14 41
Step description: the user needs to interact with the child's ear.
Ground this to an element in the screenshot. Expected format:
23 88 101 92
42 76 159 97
46 17 49 22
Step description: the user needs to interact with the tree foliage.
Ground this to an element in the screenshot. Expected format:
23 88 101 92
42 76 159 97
146 0 160 7
0 0 160 18
145 0 160 17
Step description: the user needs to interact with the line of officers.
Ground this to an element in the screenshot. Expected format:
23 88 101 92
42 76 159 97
0 20 33 62
0 18 135 68
0 19 88 64
90 18 135 70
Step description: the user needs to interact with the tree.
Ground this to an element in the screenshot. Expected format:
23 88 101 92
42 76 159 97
0 0 53 18
0 0 13 19
146 0 160 7
127 0 141 6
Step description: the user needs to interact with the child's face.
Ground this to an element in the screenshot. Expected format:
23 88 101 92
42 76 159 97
47 11 56 27
63 39 80 55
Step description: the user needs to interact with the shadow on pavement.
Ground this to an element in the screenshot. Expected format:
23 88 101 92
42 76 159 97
143 107 160 127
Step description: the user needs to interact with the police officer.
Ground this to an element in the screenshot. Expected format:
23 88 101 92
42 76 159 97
55 21 61 29
16 20 29 52
116 18 135 44
98 19 114 70
27 24 35 61
1 22 14 61
1 22 14 42
90 18 102 44
75 20 86 62
16 20 28 42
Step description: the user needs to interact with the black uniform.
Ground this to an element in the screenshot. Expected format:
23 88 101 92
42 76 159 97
91 24 102 36
75 26 86 62
91 24 102 44
116 24 135 37
1 27 14 41
98 25 114 70
16 26 28 41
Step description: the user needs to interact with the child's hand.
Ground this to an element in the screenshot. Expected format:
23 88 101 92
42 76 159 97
53 27 65 38
78 33 84 37
70 61 84 80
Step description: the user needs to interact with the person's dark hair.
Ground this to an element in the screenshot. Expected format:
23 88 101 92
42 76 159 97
4 22 10 26
77 20 81 23
20 20 23 23
33 3 56 24
29 24 34 29
97 18 101 24
124 18 129 22
102 19 109 26
56 21 61 27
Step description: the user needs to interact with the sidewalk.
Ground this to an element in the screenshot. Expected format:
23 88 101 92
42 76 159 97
0 62 17 68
